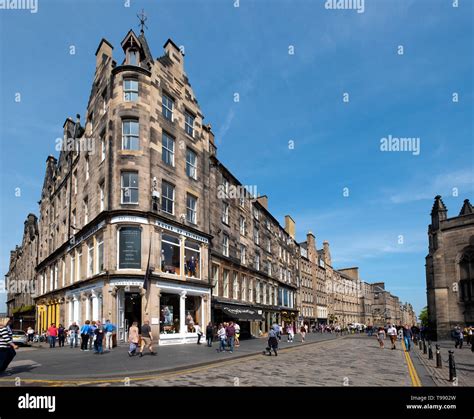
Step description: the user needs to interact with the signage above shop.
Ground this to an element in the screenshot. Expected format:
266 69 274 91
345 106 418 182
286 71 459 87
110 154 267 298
68 220 106 251
221 305 264 321
155 220 209 244
111 216 149 225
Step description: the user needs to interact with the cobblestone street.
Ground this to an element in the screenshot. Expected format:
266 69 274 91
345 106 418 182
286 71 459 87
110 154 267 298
126 336 414 387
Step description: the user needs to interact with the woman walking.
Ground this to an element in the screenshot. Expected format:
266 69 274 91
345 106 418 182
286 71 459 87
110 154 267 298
300 325 306 343
57 324 66 347
128 322 140 357
377 327 386 349
287 324 294 343
80 320 91 351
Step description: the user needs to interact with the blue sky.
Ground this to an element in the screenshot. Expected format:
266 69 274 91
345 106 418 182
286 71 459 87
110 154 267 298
0 0 473 315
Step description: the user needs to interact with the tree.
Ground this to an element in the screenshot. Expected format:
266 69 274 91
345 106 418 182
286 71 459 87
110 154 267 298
418 306 428 326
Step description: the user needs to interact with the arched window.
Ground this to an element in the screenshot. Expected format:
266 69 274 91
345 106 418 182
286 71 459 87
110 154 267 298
459 249 474 302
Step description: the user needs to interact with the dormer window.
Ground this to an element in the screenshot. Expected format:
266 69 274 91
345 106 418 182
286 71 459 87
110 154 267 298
127 49 139 66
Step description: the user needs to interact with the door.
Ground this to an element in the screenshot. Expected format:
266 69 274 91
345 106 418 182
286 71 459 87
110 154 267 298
117 289 125 342
125 292 142 333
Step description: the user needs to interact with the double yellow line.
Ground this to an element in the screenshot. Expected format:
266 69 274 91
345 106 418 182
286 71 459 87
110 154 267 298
402 340 422 387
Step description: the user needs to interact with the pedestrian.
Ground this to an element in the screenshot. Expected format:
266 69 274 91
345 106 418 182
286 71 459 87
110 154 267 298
128 322 140 357
26 326 34 343
195 323 203 345
387 324 397 350
47 323 58 348
264 325 279 356
234 323 240 347
300 325 306 343
225 321 236 353
287 324 294 342
103 320 116 351
94 321 104 354
377 327 386 349
57 324 66 347
217 323 226 353
205 322 214 347
468 326 473 347
68 322 79 348
453 325 463 349
80 321 91 351
0 319 18 373
397 327 403 342
89 321 97 350
403 324 413 351
139 320 156 357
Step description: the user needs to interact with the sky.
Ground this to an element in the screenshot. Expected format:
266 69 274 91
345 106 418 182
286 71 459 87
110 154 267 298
0 0 473 316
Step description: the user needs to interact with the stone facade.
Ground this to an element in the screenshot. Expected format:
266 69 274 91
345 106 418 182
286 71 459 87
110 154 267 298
426 195 474 340
5 214 38 329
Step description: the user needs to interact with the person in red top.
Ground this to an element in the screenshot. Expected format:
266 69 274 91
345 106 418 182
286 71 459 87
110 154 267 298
47 323 58 348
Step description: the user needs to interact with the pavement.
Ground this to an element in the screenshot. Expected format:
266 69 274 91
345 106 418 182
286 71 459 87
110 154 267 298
0 333 450 387
411 339 473 387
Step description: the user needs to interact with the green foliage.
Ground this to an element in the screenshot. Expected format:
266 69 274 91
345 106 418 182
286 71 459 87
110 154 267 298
418 306 428 326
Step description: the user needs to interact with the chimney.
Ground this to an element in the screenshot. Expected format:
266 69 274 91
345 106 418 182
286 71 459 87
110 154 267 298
284 215 295 240
164 38 184 72
323 240 332 266
306 231 317 264
256 195 268 210
95 38 113 69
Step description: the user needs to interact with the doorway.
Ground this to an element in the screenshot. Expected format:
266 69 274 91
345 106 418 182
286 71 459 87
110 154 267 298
124 292 142 336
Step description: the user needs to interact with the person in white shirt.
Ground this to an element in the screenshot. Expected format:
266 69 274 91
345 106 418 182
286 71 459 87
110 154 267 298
195 323 203 345
387 324 398 350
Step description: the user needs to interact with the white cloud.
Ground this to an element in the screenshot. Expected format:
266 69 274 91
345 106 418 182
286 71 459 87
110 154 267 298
389 168 474 204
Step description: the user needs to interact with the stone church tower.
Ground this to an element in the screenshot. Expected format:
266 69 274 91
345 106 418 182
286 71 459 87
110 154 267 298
426 195 474 340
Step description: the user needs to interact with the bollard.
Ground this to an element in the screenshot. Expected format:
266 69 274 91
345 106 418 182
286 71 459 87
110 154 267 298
436 344 442 368
428 341 433 359
448 350 456 382
419 339 423 350
423 339 427 354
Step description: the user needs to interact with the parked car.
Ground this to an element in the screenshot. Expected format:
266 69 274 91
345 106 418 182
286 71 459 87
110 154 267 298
12 330 28 346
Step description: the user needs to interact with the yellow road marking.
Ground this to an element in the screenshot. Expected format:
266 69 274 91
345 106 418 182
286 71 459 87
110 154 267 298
0 337 344 386
402 340 422 387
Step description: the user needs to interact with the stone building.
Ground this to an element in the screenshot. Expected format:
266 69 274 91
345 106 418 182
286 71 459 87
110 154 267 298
5 214 39 329
33 28 214 344
207 156 300 337
359 281 374 326
426 195 474 340
298 232 327 328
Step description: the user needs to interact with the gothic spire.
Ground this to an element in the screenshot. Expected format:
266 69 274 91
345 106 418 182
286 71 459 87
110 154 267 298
459 199 473 216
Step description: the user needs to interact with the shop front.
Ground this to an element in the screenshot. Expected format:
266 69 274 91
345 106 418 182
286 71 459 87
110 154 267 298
212 300 264 339
157 280 211 345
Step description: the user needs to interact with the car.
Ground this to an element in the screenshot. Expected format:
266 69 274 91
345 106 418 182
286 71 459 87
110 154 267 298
11 330 28 346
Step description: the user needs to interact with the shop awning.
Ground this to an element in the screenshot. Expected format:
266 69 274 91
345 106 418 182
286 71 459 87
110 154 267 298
221 305 264 321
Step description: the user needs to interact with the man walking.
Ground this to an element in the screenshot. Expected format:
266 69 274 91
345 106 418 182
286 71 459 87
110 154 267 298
453 325 464 349
80 321 91 351
68 322 79 348
403 324 413 351
387 324 397 350
0 319 18 373
103 320 116 351
139 320 156 357
206 322 214 347
225 321 236 354
195 323 203 345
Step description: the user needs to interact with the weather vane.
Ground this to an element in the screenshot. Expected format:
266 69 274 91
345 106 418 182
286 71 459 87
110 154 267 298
137 9 148 33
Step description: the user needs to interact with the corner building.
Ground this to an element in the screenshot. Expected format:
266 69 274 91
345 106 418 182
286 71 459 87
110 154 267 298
34 29 214 344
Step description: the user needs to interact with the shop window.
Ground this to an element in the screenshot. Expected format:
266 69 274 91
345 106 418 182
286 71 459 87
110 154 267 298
184 239 200 279
160 293 180 334
185 295 202 332
161 233 181 275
